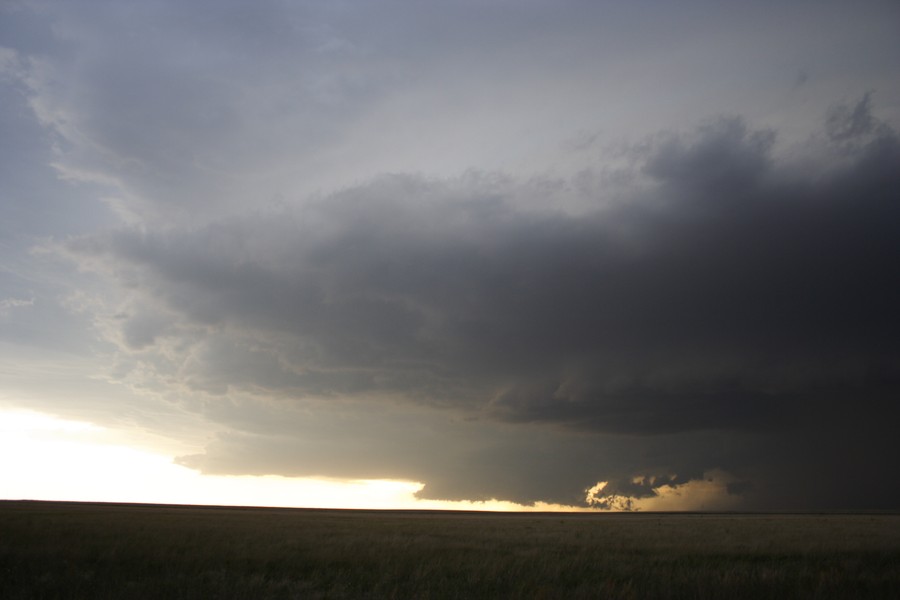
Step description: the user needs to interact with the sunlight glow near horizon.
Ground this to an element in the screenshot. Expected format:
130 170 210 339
0 409 590 511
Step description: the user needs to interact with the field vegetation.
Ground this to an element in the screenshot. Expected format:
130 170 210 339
1 501 898 598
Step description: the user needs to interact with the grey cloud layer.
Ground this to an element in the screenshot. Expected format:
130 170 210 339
65 103 900 506
9 0 899 222
5 0 900 509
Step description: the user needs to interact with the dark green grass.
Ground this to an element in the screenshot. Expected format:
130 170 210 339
1 501 898 598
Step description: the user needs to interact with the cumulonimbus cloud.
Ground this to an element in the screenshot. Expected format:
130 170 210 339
61 97 900 507
69 99 900 423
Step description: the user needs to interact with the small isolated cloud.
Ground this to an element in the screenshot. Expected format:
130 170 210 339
586 470 742 512
826 93 878 143
0 296 34 315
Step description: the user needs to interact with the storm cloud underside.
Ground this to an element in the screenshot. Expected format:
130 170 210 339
66 108 900 507
2 0 899 509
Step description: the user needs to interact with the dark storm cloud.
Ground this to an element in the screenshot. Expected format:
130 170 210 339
171 396 727 506
71 98 900 508
70 101 900 442
7 0 900 510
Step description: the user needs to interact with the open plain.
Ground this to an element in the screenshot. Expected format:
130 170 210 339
1 501 898 599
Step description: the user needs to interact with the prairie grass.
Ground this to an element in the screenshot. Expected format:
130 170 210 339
1 501 898 598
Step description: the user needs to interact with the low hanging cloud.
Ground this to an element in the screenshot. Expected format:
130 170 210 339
586 470 742 512
63 97 900 508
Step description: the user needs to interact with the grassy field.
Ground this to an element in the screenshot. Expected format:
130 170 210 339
1 501 898 598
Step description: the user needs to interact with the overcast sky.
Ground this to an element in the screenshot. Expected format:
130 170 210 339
2 0 899 511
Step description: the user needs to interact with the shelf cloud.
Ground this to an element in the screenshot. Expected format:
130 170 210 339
63 102 900 507
3 0 899 510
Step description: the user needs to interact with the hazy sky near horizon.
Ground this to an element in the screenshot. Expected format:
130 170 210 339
2 0 899 510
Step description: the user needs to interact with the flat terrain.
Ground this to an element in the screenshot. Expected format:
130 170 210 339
1 501 898 598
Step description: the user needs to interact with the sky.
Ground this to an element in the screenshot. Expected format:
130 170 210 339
1 0 899 511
